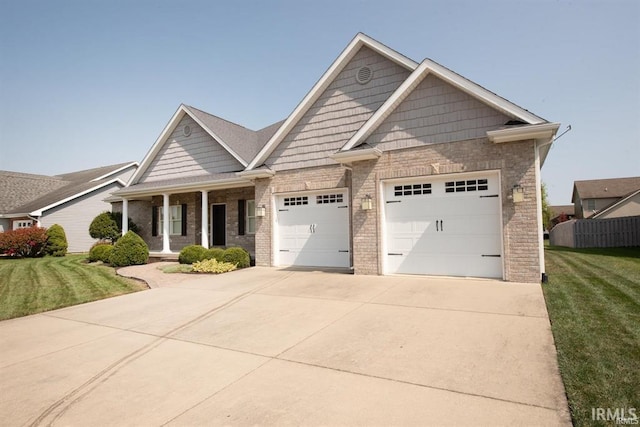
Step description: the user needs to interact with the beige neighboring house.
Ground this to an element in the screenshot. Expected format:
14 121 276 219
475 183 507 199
0 162 138 252
112 33 560 283
571 177 640 219
549 205 575 229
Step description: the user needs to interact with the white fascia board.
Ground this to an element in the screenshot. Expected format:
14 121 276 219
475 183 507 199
247 34 418 170
185 107 248 167
90 162 139 182
330 147 382 163
115 177 252 198
128 105 187 185
29 178 125 216
422 59 546 124
0 213 30 219
487 123 561 144
236 169 276 179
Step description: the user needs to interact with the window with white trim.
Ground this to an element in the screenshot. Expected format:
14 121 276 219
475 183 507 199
158 205 182 235
316 193 344 204
284 196 308 206
445 179 488 193
586 199 596 211
13 220 33 230
246 200 256 234
394 184 432 197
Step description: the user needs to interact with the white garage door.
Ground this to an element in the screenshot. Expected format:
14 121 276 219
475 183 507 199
276 190 350 268
384 173 502 278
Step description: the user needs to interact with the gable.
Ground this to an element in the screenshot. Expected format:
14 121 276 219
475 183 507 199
366 74 513 151
264 46 411 171
139 115 244 183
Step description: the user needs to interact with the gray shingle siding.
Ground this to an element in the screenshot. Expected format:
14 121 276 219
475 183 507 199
265 46 411 171
368 74 513 151
139 116 244 183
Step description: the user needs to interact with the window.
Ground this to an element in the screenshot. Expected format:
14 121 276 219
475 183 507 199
586 199 596 211
316 193 344 204
13 220 33 230
445 179 488 193
246 200 256 234
394 184 432 197
284 196 308 206
158 205 183 235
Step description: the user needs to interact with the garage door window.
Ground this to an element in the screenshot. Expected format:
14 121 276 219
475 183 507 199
316 193 344 204
284 196 308 206
394 183 432 197
445 179 488 193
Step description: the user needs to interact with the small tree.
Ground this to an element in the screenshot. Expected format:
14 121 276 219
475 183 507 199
109 231 149 267
45 224 68 256
541 183 553 231
89 212 120 242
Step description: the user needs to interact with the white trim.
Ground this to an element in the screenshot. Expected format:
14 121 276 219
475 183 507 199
28 178 125 216
115 177 252 198
128 105 248 186
247 33 418 170
236 169 276 179
122 198 128 235
329 147 382 163
534 145 545 279
201 191 209 248
90 162 139 182
487 123 560 144
246 199 256 235
341 60 549 152
591 189 640 219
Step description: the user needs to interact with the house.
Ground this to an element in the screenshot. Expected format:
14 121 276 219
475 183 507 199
0 162 138 252
112 33 560 283
549 205 575 229
572 177 640 219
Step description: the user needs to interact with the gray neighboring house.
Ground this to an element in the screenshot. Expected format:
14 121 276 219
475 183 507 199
572 176 640 219
112 33 560 283
0 162 138 252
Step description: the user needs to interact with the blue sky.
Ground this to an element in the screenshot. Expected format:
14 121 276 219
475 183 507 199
0 0 638 204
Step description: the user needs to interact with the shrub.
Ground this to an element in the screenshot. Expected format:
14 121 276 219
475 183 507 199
204 247 225 262
89 211 139 243
178 245 208 264
89 212 120 242
45 224 68 256
192 258 237 274
109 231 149 267
0 227 48 258
221 247 250 268
88 242 114 263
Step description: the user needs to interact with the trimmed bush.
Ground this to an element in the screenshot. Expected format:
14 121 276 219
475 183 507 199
221 247 250 268
109 231 149 267
0 227 48 258
204 247 225 262
192 258 237 274
178 245 208 264
88 242 114 263
89 212 120 242
45 224 68 257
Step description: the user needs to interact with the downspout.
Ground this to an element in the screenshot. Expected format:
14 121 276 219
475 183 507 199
535 138 554 283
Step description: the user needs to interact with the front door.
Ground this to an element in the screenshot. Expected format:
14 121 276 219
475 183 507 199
211 204 226 246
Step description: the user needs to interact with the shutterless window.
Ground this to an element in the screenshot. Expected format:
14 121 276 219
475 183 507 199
316 194 344 204
246 200 256 234
394 184 432 197
284 196 308 206
158 205 182 235
13 220 33 230
445 179 488 193
586 199 596 211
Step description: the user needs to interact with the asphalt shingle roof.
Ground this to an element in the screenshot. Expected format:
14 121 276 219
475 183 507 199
0 162 135 215
573 177 640 200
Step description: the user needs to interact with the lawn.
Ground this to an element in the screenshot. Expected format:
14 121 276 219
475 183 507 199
543 246 640 426
0 254 147 321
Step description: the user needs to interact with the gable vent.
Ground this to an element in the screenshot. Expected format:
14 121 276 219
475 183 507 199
183 125 192 137
356 66 373 84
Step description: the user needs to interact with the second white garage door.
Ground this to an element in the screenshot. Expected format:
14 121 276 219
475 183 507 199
383 173 503 278
276 190 350 268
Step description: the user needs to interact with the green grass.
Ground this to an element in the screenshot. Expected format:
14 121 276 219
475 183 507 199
159 264 193 273
0 254 147 321
543 246 640 426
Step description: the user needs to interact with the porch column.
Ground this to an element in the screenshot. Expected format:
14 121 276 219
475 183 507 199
201 190 209 248
121 198 128 235
162 193 171 253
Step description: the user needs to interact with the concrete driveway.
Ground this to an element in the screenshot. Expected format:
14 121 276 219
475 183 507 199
0 266 570 426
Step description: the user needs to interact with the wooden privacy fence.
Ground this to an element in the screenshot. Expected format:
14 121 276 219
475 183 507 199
550 216 640 248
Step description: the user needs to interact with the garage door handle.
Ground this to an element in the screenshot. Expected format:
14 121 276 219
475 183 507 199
338 250 349 253
386 200 401 204
279 209 289 211
388 253 403 256
337 205 348 209
480 195 499 198
482 254 501 257
280 250 290 252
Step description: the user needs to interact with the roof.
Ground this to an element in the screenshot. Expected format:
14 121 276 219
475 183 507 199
128 104 284 186
592 188 640 219
0 162 137 216
550 205 575 218
572 176 640 201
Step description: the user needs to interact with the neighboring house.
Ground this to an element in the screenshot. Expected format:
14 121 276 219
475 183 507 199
549 205 575 229
0 162 138 252
112 33 560 283
572 177 640 219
